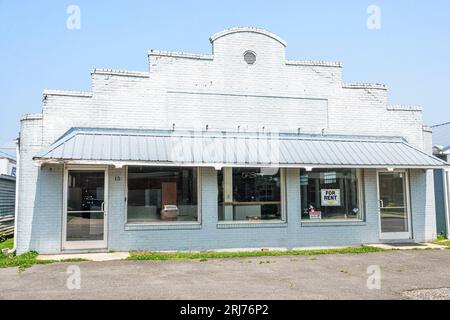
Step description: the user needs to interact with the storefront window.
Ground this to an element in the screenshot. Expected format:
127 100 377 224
218 168 283 222
127 166 198 223
300 168 362 221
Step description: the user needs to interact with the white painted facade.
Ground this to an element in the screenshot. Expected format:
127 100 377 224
16 27 440 254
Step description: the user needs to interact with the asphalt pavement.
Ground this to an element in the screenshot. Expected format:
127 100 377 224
1 250 450 300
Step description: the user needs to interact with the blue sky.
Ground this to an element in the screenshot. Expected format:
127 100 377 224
1 0 449 156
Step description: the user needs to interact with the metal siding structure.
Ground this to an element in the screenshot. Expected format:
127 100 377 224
434 169 447 235
34 128 447 168
0 175 15 236
432 122 450 237
432 122 450 152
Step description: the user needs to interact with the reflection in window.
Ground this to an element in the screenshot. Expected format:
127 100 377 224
66 171 105 241
300 168 362 221
67 171 104 212
127 166 198 223
379 172 408 233
218 168 283 222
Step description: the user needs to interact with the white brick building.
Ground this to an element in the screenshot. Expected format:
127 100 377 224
16 27 447 254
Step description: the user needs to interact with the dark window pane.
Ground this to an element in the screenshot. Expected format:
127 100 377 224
66 170 105 242
232 168 280 202
127 166 198 223
67 171 104 212
218 168 282 222
300 169 361 221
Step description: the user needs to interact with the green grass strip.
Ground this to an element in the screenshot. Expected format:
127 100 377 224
432 238 450 249
0 252 55 272
0 237 91 270
128 245 385 261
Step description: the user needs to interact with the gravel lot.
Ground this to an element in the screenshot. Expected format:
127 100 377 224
1 250 450 300
402 288 450 300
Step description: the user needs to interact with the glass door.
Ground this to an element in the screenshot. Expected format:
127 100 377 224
377 171 411 240
63 168 108 250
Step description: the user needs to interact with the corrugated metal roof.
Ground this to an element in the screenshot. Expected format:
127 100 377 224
432 122 450 153
34 128 448 168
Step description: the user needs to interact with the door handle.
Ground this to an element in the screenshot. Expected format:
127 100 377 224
101 202 105 212
378 200 384 208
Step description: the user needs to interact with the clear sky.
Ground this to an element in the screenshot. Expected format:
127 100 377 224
1 0 449 157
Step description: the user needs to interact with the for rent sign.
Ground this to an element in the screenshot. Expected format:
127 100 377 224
321 189 341 206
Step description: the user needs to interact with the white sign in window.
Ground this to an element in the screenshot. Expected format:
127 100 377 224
321 189 341 206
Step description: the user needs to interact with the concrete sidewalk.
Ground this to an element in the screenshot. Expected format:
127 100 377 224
37 252 129 262
2 249 450 300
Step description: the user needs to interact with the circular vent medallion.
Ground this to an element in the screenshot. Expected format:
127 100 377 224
243 51 256 65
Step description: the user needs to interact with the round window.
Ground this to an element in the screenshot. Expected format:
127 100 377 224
243 51 256 65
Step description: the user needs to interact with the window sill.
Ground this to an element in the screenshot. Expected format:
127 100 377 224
301 220 366 227
217 221 288 229
125 222 202 231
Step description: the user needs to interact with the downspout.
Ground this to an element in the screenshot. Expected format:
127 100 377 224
9 138 20 255
445 167 450 239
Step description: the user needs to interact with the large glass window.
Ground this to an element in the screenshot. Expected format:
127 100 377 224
127 166 198 223
300 168 362 221
218 168 283 222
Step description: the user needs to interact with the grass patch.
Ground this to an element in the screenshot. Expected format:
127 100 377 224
436 241 450 249
0 252 55 272
0 237 90 271
0 253 89 271
437 234 447 241
128 245 385 261
432 235 450 249
0 238 14 251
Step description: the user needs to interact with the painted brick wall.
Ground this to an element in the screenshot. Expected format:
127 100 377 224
39 30 426 147
107 168 380 252
16 114 43 253
16 28 437 253
17 165 432 254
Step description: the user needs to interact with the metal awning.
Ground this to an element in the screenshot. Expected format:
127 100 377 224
34 128 449 169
